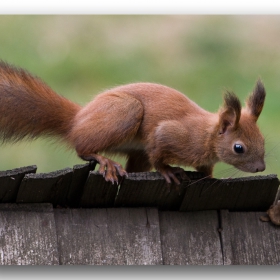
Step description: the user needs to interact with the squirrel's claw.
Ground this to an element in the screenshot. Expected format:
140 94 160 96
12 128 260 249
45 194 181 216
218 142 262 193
114 163 128 178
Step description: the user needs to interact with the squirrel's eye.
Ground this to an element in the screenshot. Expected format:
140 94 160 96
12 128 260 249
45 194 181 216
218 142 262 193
234 144 244 154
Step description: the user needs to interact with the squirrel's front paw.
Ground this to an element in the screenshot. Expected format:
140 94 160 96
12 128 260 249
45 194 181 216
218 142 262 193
158 165 189 185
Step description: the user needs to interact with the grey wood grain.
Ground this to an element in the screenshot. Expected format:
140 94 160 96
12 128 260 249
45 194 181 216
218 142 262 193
159 210 223 265
16 168 73 206
180 174 279 211
0 203 58 265
115 171 204 210
0 166 37 203
79 171 119 207
54 207 163 265
220 210 280 265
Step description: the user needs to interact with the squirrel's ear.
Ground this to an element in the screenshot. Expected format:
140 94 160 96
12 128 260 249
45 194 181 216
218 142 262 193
219 91 241 134
246 79 266 121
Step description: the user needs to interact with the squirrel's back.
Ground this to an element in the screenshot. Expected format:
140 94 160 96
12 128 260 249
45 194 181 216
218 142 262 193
103 82 212 137
0 61 81 142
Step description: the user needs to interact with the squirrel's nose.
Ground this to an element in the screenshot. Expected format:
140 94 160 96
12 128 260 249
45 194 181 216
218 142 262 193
256 161 266 172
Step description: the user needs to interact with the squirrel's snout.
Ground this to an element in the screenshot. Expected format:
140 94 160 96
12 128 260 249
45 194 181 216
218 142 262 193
255 161 266 172
239 160 266 173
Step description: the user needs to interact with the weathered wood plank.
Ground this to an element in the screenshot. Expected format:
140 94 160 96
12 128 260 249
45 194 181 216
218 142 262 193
115 171 204 210
220 210 280 265
0 203 58 265
79 171 119 207
180 174 279 211
16 168 73 206
0 166 37 203
67 162 96 207
159 210 222 265
54 207 163 265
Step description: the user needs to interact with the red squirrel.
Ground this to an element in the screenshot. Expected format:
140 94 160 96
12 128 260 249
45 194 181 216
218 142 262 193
0 61 266 184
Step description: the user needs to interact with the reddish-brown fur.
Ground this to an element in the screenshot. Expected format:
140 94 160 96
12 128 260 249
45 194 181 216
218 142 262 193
0 61 266 184
0 61 81 141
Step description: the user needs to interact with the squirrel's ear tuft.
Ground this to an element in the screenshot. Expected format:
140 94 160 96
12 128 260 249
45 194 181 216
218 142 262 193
219 91 241 134
246 79 266 121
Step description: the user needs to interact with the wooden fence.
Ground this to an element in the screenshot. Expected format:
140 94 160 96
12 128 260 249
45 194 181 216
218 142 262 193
0 163 279 265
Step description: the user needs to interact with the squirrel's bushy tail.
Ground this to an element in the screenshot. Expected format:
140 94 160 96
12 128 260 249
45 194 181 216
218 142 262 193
0 61 81 142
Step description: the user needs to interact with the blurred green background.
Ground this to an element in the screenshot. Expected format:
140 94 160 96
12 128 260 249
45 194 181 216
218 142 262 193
0 15 279 178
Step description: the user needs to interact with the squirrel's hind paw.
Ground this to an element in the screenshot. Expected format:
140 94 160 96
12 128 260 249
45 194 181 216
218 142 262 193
98 159 128 185
80 153 127 184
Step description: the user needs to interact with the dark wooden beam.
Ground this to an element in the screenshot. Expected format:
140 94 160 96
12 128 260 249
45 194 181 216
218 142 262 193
0 165 37 203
